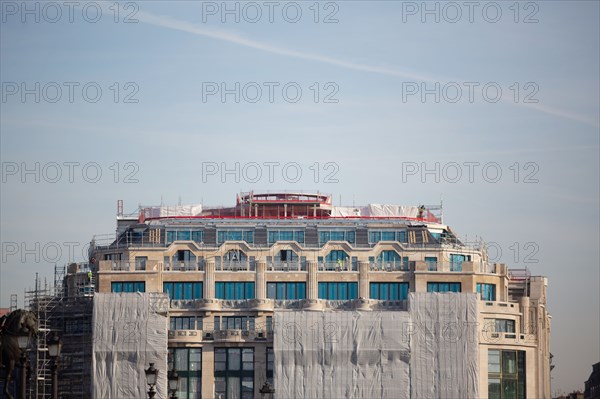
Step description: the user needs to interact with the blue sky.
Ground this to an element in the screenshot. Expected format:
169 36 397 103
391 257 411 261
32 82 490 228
1 1 598 394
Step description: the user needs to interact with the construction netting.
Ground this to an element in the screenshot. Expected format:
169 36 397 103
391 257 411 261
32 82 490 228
92 292 169 399
274 293 479 399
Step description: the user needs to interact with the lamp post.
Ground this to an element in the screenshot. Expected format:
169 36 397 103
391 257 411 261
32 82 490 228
167 369 179 399
259 381 275 399
17 333 30 399
47 333 62 399
145 363 158 399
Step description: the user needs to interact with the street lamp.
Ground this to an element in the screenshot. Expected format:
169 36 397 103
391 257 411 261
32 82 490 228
145 363 158 398
17 333 30 399
259 381 275 399
167 369 180 399
47 333 62 399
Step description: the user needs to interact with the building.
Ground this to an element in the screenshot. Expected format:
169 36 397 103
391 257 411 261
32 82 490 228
57 191 551 398
585 362 600 399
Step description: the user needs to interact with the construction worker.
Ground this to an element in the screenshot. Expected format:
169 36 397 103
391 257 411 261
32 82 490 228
417 205 425 219
87 270 93 281
337 258 343 270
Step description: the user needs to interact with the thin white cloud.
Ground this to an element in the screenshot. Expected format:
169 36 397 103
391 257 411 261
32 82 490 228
135 9 599 129
135 10 440 82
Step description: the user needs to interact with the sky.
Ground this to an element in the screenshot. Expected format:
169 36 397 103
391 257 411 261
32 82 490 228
1 0 598 395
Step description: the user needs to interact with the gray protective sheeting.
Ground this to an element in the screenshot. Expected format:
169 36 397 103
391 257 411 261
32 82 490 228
92 292 169 399
274 293 479 399
409 293 479 399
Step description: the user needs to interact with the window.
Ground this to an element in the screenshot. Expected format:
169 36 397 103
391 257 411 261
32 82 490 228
325 250 348 262
376 251 409 270
319 230 355 245
450 254 469 271
266 347 274 385
427 282 461 293
268 230 305 244
215 282 255 300
111 282 145 293
369 230 407 243
477 283 497 301
172 250 197 270
223 250 247 262
278 250 297 262
318 282 358 300
215 348 254 399
425 256 438 271
484 318 516 333
217 230 254 244
370 282 409 300
488 350 526 399
215 316 256 331
163 282 203 300
170 316 202 331
167 230 203 244
135 256 147 270
169 348 202 399
267 282 306 300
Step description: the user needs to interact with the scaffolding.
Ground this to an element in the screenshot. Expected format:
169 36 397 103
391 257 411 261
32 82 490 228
25 272 60 399
24 263 95 399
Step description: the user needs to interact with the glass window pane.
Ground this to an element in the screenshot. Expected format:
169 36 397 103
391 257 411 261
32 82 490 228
277 283 285 300
502 379 517 398
380 284 389 300
189 376 201 394
318 283 326 299
229 348 241 370
242 377 254 398
370 283 379 300
246 282 255 299
328 283 336 300
488 378 501 399
381 231 395 240
215 349 226 371
215 377 226 395
228 377 241 399
503 351 517 374
176 349 188 371
178 377 188 399
488 350 501 373
267 283 276 299
338 283 347 300
400 283 409 300
297 283 306 299
390 283 399 300
349 283 358 299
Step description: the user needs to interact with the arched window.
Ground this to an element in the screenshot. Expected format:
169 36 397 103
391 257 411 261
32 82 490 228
325 250 348 262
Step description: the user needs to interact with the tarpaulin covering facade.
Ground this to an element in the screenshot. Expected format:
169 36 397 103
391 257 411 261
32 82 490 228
331 205 420 218
143 204 203 218
92 293 169 398
274 293 479 398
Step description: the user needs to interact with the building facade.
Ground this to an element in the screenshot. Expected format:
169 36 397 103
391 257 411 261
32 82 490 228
585 362 600 399
63 192 551 398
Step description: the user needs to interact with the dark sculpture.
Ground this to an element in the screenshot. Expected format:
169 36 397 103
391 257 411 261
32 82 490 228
0 309 37 399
